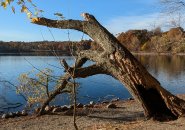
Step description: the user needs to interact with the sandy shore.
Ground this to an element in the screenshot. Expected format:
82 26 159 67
0 95 185 130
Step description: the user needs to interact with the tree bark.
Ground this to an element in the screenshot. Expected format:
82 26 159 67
32 13 185 120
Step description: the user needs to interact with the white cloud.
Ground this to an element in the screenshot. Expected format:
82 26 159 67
105 13 169 34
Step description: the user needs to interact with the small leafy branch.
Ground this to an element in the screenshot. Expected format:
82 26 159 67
16 68 80 108
17 68 57 106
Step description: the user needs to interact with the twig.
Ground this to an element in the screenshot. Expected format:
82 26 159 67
0 80 27 101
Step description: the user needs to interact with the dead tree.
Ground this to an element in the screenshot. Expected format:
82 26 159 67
31 13 185 120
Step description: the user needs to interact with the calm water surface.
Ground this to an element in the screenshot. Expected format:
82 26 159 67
0 55 185 112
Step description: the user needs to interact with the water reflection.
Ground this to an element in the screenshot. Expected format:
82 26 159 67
135 55 185 93
136 55 185 78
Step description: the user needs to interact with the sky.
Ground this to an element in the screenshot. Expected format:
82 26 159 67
0 0 170 41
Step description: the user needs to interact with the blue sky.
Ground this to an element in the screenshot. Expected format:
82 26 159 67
0 0 164 41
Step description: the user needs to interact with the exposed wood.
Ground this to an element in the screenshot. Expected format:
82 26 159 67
32 13 185 120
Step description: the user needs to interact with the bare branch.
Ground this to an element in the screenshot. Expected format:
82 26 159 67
0 80 27 101
61 59 70 71
78 50 103 62
32 17 86 32
73 64 108 78
62 59 108 78
161 0 185 13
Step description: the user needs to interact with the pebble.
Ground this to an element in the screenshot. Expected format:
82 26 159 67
61 106 69 111
45 105 52 112
77 103 83 108
35 107 41 113
68 105 74 109
2 114 8 119
106 103 117 109
8 112 16 118
111 98 120 102
50 106 55 110
15 111 21 116
102 101 109 104
89 101 95 105
21 110 28 116
84 104 93 108
128 97 134 100
52 107 63 113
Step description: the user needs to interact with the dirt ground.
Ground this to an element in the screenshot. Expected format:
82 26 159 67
0 95 185 130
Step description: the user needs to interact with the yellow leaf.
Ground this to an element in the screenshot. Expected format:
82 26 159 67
31 17 39 23
27 12 32 19
6 0 11 4
34 11 38 16
1 2 7 9
21 5 27 13
11 6 15 14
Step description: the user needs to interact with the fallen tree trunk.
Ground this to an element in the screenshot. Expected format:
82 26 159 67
32 13 185 120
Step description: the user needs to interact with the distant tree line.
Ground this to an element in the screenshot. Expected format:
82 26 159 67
0 40 92 55
1 27 185 55
117 27 185 53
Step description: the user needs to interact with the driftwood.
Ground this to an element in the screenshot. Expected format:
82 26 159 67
31 13 185 120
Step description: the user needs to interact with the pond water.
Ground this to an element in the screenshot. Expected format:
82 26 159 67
0 55 185 113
